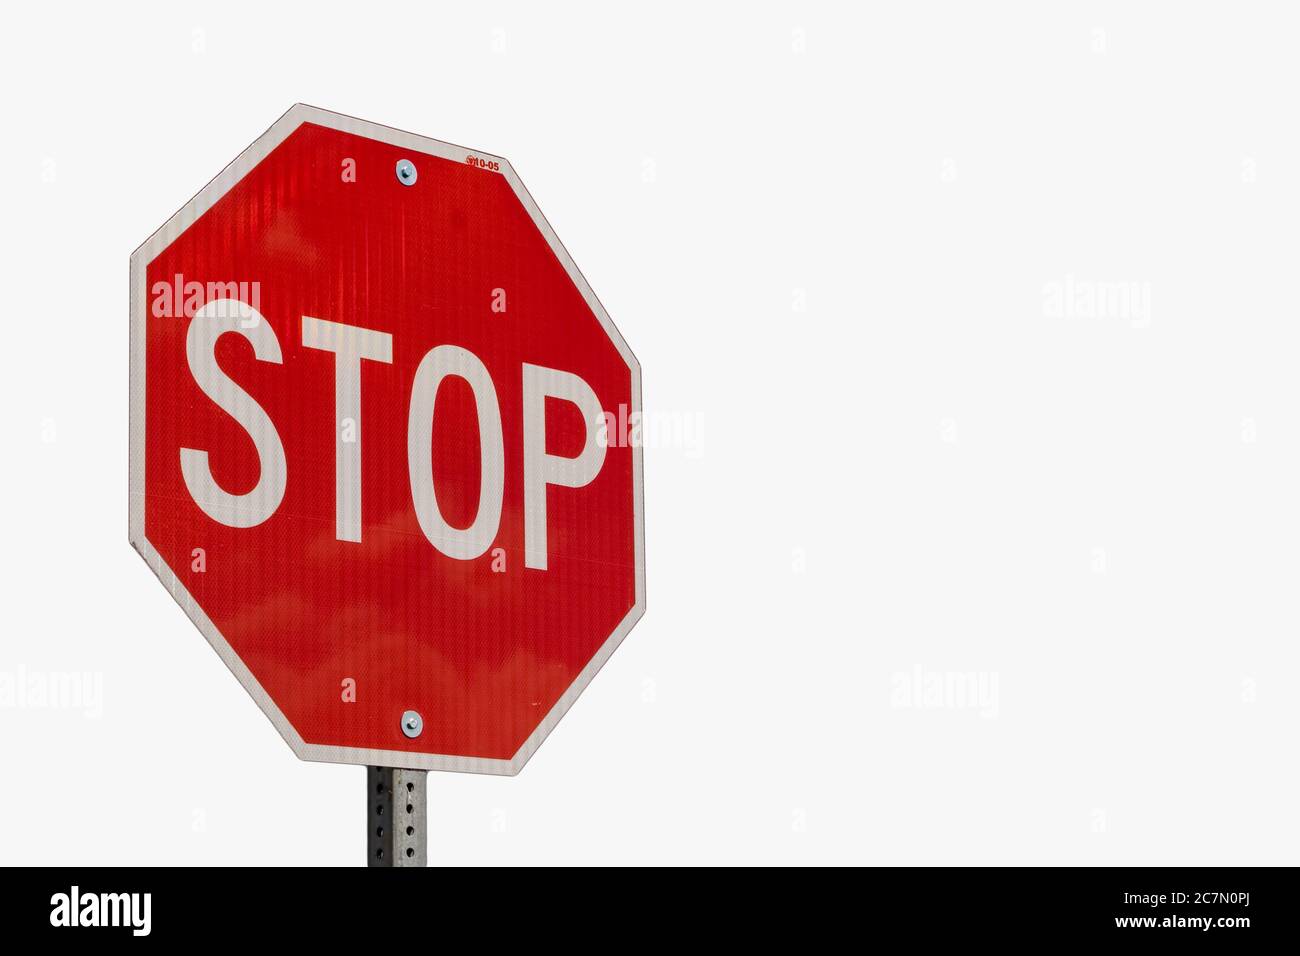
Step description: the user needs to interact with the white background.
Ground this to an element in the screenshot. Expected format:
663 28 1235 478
2 1 1298 865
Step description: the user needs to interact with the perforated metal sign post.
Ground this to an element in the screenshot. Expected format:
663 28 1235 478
130 105 645 865
369 767 427 867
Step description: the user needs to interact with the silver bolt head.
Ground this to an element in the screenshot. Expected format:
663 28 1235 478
401 709 423 738
395 159 418 186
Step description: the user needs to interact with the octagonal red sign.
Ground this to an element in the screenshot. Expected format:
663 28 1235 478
130 105 644 774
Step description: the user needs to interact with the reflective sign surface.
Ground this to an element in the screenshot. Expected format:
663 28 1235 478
130 106 644 774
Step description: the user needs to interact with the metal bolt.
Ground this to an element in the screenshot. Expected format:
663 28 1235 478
395 159 418 186
401 710 423 738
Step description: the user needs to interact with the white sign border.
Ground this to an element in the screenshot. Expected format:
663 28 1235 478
129 104 646 776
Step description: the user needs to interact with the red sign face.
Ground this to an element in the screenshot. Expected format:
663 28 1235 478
130 106 644 774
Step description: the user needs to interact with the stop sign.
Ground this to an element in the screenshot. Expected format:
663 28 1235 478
129 105 644 775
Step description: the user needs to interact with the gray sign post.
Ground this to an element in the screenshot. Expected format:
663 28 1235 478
368 767 428 867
